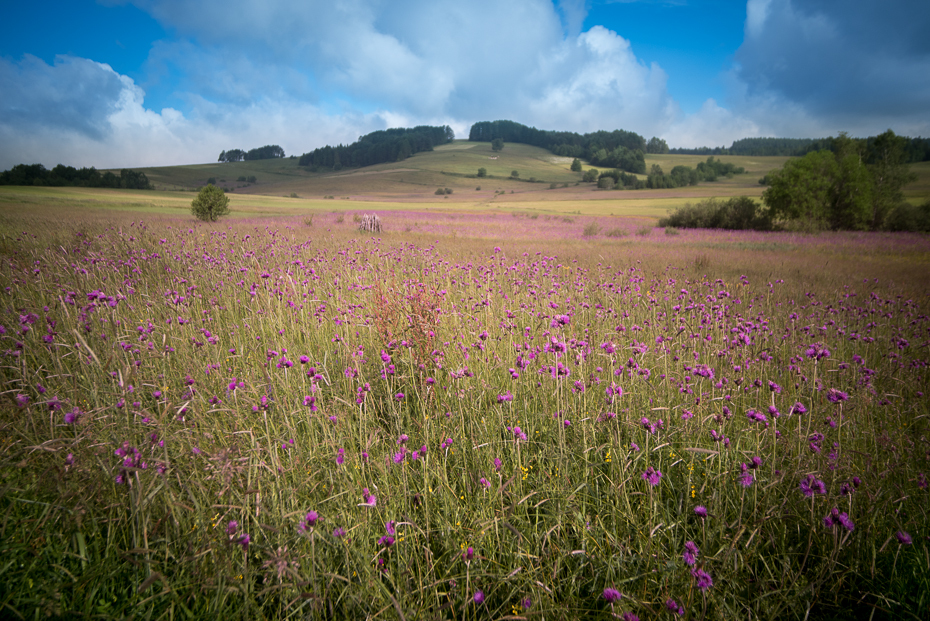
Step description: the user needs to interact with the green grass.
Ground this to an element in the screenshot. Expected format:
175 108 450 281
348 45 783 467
0 204 928 620
99 143 930 216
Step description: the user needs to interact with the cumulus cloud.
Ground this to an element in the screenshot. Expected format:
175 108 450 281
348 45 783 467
6 0 926 169
0 53 400 170
2 0 691 167
733 0 930 136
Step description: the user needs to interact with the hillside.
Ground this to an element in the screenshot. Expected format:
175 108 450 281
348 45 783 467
126 141 788 204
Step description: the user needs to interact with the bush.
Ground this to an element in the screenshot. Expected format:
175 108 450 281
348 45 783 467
435 188 446 195
583 169 599 183
605 227 627 238
477 168 487 178
583 221 602 237
636 225 653 236
658 197 772 231
597 177 615 190
511 170 519 178
190 184 230 222
884 201 930 232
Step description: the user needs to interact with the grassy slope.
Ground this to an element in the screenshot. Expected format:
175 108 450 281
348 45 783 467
10 143 919 221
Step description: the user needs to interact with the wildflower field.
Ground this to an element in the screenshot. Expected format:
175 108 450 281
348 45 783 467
1 204 928 620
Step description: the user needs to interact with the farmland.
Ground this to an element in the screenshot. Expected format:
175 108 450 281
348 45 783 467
0 152 929 620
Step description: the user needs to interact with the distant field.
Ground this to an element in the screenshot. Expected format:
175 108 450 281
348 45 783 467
6 142 928 230
116 142 830 209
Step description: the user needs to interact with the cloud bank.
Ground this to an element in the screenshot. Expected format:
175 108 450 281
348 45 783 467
1 0 927 170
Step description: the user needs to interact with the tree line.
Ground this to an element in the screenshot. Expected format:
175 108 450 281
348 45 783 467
218 145 286 162
0 164 153 189
661 130 928 232
468 120 670 175
672 135 930 161
297 126 454 171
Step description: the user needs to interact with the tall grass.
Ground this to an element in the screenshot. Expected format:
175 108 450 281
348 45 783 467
0 211 927 619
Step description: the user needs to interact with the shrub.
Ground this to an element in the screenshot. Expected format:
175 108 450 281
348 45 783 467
597 177 615 190
444 188 452 195
665 226 680 236
435 188 446 195
658 197 772 231
583 169 599 183
511 170 519 178
605 227 627 237
636 225 653 236
884 201 930 232
583 221 602 237
476 186 481 191
477 168 487 178
290 192 299 198
190 184 230 222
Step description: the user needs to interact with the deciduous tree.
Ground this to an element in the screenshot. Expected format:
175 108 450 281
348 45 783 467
191 184 230 222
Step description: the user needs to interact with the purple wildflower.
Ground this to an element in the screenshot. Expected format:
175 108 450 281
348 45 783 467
896 531 913 545
800 474 827 497
826 388 849 403
683 541 699 566
473 590 485 604
666 598 684 615
642 467 662 487
691 568 713 591
694 505 708 518
299 510 320 533
602 588 622 603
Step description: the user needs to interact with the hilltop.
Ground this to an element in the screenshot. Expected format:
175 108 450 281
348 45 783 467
125 141 787 204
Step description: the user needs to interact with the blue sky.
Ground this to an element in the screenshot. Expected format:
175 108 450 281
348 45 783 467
1 0 928 169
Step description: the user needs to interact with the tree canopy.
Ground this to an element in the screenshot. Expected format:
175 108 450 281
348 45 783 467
468 120 648 174
761 131 914 230
191 185 230 222
219 146 284 162
0 164 153 189
298 126 453 170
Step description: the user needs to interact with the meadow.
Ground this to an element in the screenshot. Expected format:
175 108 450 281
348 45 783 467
1 178 929 620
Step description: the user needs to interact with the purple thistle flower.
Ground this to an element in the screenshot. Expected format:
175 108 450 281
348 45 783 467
377 535 395 547
473 590 485 604
602 588 622 603
800 474 827 497
826 388 849 403
694 505 708 518
15 394 29 407
691 568 713 591
622 613 640 621
683 540 699 566
394 392 405 401
226 520 238 536
462 546 475 561
896 531 913 545
642 467 662 487
333 527 346 538
791 402 808 415
666 598 684 615
299 510 320 533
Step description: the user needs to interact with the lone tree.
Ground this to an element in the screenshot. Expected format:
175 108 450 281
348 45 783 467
491 138 504 152
570 158 582 172
477 167 487 177
191 184 230 222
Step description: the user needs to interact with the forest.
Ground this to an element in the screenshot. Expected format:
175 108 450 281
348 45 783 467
673 135 930 160
218 145 286 163
297 126 454 170
468 120 651 174
0 164 153 189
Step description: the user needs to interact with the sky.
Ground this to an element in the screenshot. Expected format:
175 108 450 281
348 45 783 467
1 0 928 170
